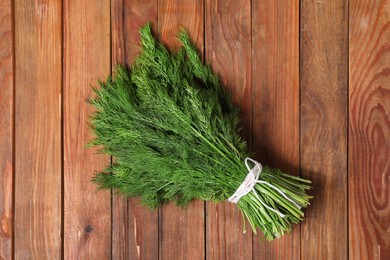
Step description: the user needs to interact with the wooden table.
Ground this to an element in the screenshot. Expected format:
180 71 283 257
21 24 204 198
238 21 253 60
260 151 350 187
1 0 388 259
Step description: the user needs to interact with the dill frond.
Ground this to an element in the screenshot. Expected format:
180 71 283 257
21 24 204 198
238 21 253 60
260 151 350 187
88 23 312 240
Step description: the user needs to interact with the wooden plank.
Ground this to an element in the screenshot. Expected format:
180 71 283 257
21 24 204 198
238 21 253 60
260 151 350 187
111 0 159 259
300 0 348 259
14 1 62 258
0 0 13 258
252 0 300 259
205 1 252 259
349 0 390 259
158 1 205 259
110 1 128 258
63 0 111 258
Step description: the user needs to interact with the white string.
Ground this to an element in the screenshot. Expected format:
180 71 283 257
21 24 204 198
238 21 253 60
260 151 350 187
228 157 300 218
227 158 262 204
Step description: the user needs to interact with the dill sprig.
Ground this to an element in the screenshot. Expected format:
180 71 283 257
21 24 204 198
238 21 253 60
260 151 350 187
88 23 312 240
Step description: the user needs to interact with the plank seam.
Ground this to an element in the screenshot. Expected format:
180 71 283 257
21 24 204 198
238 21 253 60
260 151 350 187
250 0 254 258
204 2 207 260
298 0 302 260
203 1 207 260
109 0 113 259
157 1 161 259
346 0 350 259
122 0 129 258
11 0 16 258
61 0 65 259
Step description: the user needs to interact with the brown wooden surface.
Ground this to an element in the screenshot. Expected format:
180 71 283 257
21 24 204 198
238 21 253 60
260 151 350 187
349 0 390 259
158 1 205 259
111 0 159 259
205 1 252 259
63 0 111 258
4 0 390 259
14 1 62 259
0 0 12 258
252 0 301 259
111 1 129 258
300 0 349 259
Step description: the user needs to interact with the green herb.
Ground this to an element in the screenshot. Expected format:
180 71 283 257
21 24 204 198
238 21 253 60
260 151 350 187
88 23 312 240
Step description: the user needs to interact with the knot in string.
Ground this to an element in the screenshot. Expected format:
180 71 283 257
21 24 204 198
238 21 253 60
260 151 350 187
227 158 262 204
228 158 301 218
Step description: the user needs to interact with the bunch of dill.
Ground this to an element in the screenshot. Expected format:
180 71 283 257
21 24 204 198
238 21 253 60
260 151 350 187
88 23 312 240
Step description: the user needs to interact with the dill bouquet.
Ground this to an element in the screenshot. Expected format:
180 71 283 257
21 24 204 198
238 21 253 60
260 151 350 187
89 24 312 240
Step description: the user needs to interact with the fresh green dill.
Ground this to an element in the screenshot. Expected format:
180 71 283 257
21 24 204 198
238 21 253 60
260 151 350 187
88 23 312 240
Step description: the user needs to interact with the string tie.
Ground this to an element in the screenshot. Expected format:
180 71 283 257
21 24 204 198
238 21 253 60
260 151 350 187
228 158 301 218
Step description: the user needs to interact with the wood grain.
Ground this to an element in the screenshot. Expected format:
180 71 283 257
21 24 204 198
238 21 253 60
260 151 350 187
0 0 13 258
205 1 252 259
7 1 390 258
158 0 204 51
63 0 111 258
349 0 390 259
158 1 205 259
14 0 62 258
111 0 159 259
300 0 348 259
252 0 300 259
